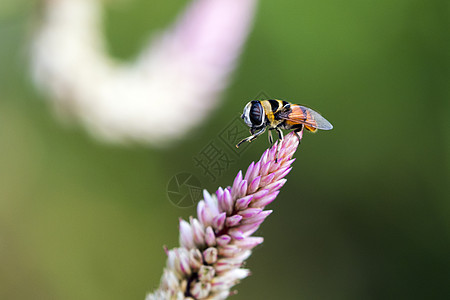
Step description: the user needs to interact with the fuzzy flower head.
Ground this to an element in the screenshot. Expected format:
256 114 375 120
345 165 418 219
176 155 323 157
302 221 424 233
147 131 302 300
31 0 257 145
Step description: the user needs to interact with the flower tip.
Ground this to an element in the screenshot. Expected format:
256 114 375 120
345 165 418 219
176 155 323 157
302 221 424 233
233 170 243 187
235 195 253 211
205 226 216 247
213 212 227 230
203 247 219 265
244 161 255 181
203 189 210 201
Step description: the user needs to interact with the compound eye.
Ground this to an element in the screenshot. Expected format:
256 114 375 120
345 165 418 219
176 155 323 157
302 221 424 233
249 101 263 126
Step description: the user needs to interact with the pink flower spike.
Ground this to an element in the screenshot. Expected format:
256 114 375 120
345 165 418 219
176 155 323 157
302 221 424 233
221 188 233 215
268 142 278 160
238 208 262 219
234 237 264 250
189 249 203 272
251 191 280 208
215 268 250 285
203 247 218 265
166 250 179 275
216 186 224 198
177 249 192 276
148 132 307 299
191 218 205 247
210 277 227 291
179 219 194 249
235 195 253 211
243 161 255 182
265 179 287 193
269 160 281 173
233 250 252 262
226 215 243 227
204 226 216 247
237 180 248 199
259 173 275 187
190 281 211 299
260 161 271 177
198 265 216 282
252 189 269 200
197 200 211 227
212 212 226 231
249 161 262 181
276 147 290 160
237 222 263 237
260 149 269 165
248 176 261 194
159 269 179 292
214 258 242 273
229 229 245 240
273 166 292 181
240 210 273 225
231 170 243 198
216 187 225 211
216 234 232 246
204 190 219 216
285 158 297 167
218 245 241 257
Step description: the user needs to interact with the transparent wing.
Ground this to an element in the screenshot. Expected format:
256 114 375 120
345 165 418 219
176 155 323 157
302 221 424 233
278 105 333 130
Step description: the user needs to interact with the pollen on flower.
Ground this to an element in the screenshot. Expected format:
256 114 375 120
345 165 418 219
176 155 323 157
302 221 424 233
147 131 302 300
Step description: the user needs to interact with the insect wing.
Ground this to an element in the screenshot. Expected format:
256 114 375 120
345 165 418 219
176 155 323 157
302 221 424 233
279 105 333 130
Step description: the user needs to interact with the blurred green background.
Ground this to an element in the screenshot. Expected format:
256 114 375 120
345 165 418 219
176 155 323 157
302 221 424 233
1 0 449 299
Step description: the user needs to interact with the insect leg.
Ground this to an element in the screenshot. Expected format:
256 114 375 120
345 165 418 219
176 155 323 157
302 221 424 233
276 128 284 141
275 128 284 163
236 138 249 148
236 127 266 148
249 127 266 142
294 124 303 144
268 129 274 146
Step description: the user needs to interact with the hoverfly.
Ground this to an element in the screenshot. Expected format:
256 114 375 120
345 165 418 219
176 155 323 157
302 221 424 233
236 100 333 153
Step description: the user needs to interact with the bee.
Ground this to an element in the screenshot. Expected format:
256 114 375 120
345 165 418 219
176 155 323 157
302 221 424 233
236 99 333 150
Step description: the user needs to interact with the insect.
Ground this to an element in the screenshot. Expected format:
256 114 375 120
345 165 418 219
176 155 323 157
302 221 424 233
236 100 333 156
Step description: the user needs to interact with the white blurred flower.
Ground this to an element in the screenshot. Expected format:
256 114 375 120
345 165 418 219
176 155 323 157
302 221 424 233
31 0 257 145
